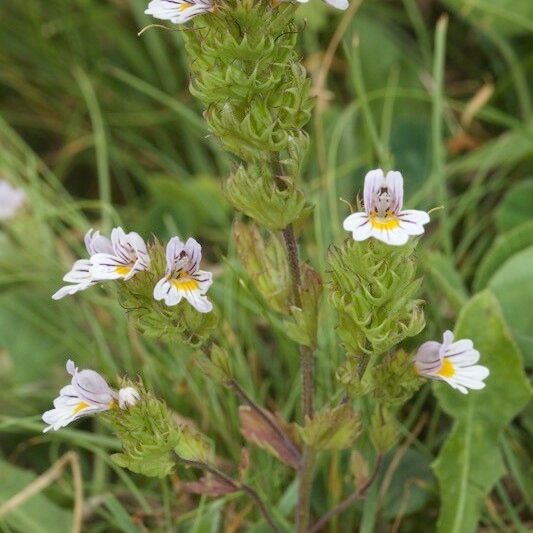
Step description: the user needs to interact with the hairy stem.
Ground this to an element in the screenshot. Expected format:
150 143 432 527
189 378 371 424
281 223 316 532
309 455 383 533
176 456 280 532
282 224 314 418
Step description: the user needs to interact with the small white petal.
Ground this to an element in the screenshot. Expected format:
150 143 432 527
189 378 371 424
398 209 430 236
0 180 25 221
343 212 373 241
154 277 182 306
183 289 213 313
52 282 92 300
370 226 409 246
324 0 349 9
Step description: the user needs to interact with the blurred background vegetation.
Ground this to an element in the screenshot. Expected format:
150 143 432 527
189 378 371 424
0 0 531 531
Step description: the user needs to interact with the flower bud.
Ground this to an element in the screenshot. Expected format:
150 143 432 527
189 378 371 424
118 387 140 409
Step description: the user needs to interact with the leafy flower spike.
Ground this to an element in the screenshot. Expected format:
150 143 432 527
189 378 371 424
343 169 430 246
154 236 213 313
42 360 140 432
144 0 213 24
53 227 150 300
414 330 489 394
295 0 348 11
0 179 25 221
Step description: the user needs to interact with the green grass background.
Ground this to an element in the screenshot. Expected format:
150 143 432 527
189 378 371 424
0 0 531 531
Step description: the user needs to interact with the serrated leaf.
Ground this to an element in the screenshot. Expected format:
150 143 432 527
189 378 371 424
284 263 322 347
175 426 214 464
432 290 531 533
299 405 361 451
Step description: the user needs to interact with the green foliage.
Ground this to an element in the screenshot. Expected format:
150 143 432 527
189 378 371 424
184 1 312 161
371 351 422 407
488 247 533 365
0 459 72 533
299 404 361 451
195 344 234 387
474 220 533 291
233 221 291 312
284 263 323 348
117 241 218 347
108 383 182 478
433 291 531 533
369 408 398 453
495 178 533 232
327 239 425 358
225 164 308 230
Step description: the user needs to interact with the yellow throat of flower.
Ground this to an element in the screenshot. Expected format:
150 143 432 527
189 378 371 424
369 212 400 231
437 358 455 378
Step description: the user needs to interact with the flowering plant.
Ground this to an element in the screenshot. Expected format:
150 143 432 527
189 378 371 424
0 0 530 532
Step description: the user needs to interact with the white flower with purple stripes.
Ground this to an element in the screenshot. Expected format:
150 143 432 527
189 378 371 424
53 227 150 300
343 169 430 246
145 0 213 24
154 236 213 313
414 330 489 394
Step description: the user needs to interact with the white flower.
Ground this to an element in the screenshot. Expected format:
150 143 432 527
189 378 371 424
154 236 213 313
53 227 150 300
343 169 430 246
118 387 140 409
145 0 213 24
0 180 25 221
42 360 117 432
414 330 490 394
295 0 348 10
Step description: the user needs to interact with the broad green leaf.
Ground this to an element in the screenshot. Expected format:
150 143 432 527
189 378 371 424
495 178 533 233
474 220 533 291
432 290 531 533
489 246 533 365
0 458 72 533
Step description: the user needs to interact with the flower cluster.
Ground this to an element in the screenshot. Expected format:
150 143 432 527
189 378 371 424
339 168 489 394
0 179 25 221
42 360 140 432
53 228 213 314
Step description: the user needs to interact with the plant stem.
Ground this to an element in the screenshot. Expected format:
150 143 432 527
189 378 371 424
309 455 383 533
281 224 314 419
281 223 316 532
176 456 280 532
229 378 302 463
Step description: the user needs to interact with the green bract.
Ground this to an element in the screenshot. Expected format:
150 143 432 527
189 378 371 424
183 0 312 228
327 239 425 358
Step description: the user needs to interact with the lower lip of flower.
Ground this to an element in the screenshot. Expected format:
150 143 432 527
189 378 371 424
171 277 199 291
73 401 90 414
437 359 455 378
115 265 132 276
369 213 400 231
